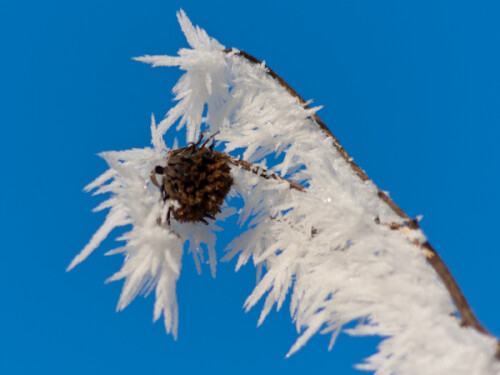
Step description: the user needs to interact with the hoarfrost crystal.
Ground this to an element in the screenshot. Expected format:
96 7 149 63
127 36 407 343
70 9 500 375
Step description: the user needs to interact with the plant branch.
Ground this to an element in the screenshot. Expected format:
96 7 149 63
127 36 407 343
223 48 498 349
219 152 306 192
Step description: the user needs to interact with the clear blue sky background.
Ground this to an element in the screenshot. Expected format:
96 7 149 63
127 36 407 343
2 1 499 374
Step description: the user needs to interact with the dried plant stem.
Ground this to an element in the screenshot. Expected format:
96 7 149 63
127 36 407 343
223 48 498 349
219 152 305 192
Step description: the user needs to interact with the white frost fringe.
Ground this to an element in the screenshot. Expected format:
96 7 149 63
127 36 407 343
70 10 500 374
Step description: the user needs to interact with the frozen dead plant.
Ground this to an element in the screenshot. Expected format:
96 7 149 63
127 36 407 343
69 10 500 375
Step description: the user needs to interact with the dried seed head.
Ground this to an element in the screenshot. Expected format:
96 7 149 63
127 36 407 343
154 145 233 223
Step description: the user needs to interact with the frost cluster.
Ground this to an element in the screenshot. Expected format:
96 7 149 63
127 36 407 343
70 10 500 374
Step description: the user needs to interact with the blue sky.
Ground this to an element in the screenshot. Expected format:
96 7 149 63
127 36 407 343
2 1 499 374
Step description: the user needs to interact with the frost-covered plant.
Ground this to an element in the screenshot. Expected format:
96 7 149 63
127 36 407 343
69 10 500 374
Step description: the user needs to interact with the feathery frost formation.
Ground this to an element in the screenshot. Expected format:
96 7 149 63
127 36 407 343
71 10 500 374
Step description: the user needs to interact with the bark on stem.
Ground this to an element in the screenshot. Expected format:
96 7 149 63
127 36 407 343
223 48 498 350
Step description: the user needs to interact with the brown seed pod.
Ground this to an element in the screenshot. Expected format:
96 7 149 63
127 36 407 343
152 139 233 224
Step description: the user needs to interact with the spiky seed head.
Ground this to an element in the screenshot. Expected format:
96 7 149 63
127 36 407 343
158 146 233 223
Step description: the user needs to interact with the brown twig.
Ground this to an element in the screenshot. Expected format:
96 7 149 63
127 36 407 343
218 152 306 192
223 48 497 349
382 219 488 335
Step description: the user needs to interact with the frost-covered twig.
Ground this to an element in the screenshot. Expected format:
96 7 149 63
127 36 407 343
223 48 495 342
222 152 305 192
71 10 500 374
223 49 408 220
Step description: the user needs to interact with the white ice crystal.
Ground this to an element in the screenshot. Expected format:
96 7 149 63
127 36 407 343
68 116 224 338
71 10 500 374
